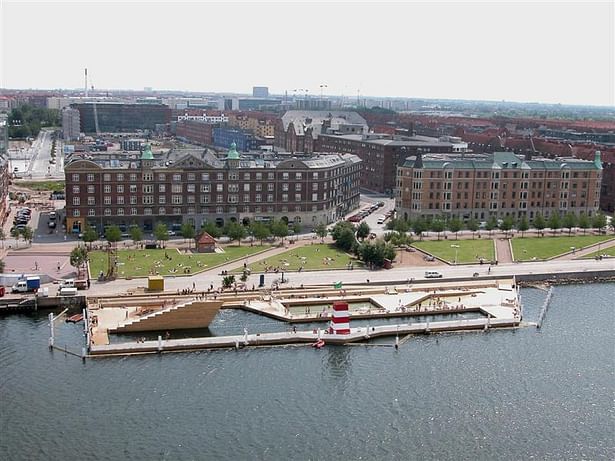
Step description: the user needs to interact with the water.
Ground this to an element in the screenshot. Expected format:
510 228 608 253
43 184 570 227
1 284 613 460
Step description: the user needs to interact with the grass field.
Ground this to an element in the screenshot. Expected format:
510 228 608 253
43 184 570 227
511 235 613 261
17 180 65 192
89 245 270 278
580 242 615 259
234 243 362 273
412 239 495 264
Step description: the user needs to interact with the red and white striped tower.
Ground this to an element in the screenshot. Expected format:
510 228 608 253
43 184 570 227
330 301 350 334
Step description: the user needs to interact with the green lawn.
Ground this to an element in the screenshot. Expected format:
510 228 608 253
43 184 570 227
89 245 270 278
234 243 362 273
581 242 615 259
511 235 614 261
17 180 65 192
411 239 495 264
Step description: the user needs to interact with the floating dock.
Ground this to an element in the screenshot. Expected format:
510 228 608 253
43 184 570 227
84 277 523 357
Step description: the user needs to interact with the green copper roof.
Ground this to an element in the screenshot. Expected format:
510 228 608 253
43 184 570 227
141 144 154 161
227 141 240 160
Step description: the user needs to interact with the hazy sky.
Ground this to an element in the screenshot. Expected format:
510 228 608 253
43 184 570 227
1 1 614 106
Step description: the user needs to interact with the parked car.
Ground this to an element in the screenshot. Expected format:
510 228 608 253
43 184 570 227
424 271 443 279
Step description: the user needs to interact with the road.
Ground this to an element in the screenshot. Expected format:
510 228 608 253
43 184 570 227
9 129 64 180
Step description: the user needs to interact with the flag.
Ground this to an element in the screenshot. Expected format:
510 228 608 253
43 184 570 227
334 281 343 289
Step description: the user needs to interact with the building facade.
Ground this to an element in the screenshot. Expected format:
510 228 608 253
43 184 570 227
318 133 465 194
252 87 269 98
71 102 172 133
62 107 81 141
64 145 361 234
227 112 277 139
213 127 263 152
176 120 217 146
396 151 603 222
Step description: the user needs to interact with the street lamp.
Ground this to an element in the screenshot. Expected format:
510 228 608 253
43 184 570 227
451 244 460 265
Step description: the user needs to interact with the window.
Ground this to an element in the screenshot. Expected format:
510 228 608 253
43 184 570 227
295 194 301 202
312 193 318 201
159 184 166 193
88 209 96 217
256 184 262 191
130 174 137 181
72 174 79 181
229 195 238 203
295 184 302 191
201 173 209 181
172 195 182 204
187 173 195 181
243 184 250 192
173 174 182 182
256 173 262 180
268 172 274 180
117 185 124 193
216 184 224 192
268 183 274 191
267 194 274 202
229 173 238 181
216 195 223 203
143 196 154 204
312 183 318 191
282 172 289 180
73 197 80 205
159 196 166 204
72 186 80 193
87 174 94 181
172 184 182 193
131 208 138 216
143 173 153 181
144 208 152 216
296 172 302 179
104 196 111 205
282 183 289 191
243 173 250 180
159 207 166 215
130 196 137 205
117 196 124 205
216 206 224 214
143 185 153 193
243 194 250 203
217 173 224 181
87 185 95 194
255 194 262 202
158 173 166 181
173 208 181 215
87 196 95 205
200 195 210 204
187 196 195 204
130 185 137 193
73 210 80 217
104 208 111 216
229 184 239 192
282 194 288 202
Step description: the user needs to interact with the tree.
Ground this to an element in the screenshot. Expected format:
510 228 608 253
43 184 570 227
250 222 271 245
82 226 98 249
356 222 371 241
154 223 169 247
10 227 21 248
105 225 122 248
70 246 88 278
430 219 445 240
226 222 247 246
291 221 302 237
314 222 328 243
412 218 427 240
516 215 529 238
592 212 607 234
533 213 546 237
562 212 577 236
466 218 479 239
578 213 590 235
201 222 222 239
499 216 514 237
270 219 289 244
222 274 236 289
486 216 498 237
447 217 463 240
0 228 5 249
393 218 410 234
547 212 561 236
21 226 34 246
0 259 4 273
180 223 196 248
130 226 144 246
330 221 356 252
356 240 396 268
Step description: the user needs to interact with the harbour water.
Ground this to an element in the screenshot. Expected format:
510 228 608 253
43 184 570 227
1 284 613 460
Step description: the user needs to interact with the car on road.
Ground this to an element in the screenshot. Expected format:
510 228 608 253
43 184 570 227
377 201 385 207
424 270 443 278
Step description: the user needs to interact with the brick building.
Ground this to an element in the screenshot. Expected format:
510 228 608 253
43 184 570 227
176 120 217 146
396 151 603 222
64 143 361 234
318 133 466 194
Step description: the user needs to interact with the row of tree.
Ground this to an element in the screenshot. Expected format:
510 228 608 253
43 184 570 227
0 227 34 248
8 105 59 138
386 211 610 240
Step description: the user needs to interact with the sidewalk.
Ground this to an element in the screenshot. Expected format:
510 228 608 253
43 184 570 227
555 237 615 260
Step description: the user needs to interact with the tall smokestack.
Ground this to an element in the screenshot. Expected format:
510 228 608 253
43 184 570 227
85 68 88 97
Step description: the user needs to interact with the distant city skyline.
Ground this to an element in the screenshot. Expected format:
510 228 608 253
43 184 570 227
1 1 613 107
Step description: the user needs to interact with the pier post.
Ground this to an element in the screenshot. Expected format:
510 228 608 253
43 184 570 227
81 347 86 362
365 324 370 339
48 312 54 349
243 328 249 345
82 309 87 336
235 340 239 350
425 321 430 334
395 335 399 350
157 335 162 353
317 328 321 340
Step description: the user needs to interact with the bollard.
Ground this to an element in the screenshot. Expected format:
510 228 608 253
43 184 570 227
425 321 430 334
365 324 370 339
395 335 399 350
48 312 54 349
235 340 239 350
81 347 87 362
157 335 162 353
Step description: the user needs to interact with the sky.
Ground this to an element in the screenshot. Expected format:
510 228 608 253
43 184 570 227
1 0 614 106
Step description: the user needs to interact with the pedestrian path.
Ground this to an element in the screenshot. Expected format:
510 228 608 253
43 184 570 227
495 238 513 263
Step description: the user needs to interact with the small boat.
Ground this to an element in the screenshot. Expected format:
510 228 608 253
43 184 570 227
66 314 84 323
312 339 325 349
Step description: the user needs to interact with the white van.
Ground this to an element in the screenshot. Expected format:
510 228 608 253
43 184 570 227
58 287 78 297
59 279 75 289
424 270 443 278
